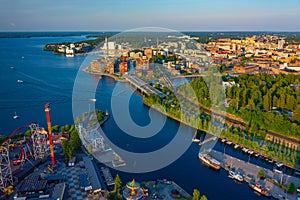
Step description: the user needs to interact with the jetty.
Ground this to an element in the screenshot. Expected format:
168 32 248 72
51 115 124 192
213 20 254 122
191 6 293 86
198 136 217 146
101 167 115 186
208 150 300 200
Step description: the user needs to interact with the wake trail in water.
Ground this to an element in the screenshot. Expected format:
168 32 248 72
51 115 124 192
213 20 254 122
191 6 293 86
16 70 68 91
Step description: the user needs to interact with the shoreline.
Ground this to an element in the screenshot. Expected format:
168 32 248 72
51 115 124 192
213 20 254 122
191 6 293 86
82 67 128 82
142 100 300 171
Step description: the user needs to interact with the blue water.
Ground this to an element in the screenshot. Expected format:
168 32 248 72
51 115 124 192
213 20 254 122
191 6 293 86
0 36 270 199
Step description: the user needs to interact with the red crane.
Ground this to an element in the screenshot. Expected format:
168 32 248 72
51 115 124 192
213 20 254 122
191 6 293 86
44 103 55 166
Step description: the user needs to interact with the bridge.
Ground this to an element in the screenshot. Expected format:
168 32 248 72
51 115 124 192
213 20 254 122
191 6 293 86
123 74 166 98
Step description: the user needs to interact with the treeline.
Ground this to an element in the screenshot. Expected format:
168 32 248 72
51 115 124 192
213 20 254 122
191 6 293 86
43 34 113 52
225 73 300 139
61 124 82 161
182 74 300 139
222 127 298 166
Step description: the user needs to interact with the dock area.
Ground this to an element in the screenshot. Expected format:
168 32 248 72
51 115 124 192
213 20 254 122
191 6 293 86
100 167 115 186
209 150 300 200
143 179 191 200
198 136 217 146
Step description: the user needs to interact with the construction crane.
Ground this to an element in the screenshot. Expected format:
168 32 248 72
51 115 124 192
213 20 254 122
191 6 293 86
44 103 55 166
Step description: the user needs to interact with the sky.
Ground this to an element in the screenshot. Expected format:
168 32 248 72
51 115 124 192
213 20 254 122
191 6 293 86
1 0 300 31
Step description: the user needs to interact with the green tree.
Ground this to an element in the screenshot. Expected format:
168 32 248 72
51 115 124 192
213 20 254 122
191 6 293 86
193 189 200 200
257 169 266 179
114 174 122 193
64 124 70 132
87 144 93 156
66 145 73 160
107 192 122 200
286 95 296 111
200 195 208 200
70 130 82 152
263 93 271 111
25 130 32 137
292 105 300 122
61 139 68 156
75 117 81 124
287 182 296 194
61 139 73 160
52 125 60 132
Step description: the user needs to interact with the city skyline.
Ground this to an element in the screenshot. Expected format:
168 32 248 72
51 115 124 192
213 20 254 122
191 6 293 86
1 0 300 32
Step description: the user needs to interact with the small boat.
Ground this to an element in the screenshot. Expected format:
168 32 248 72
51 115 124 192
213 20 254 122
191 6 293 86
229 170 236 176
192 132 200 142
234 144 240 149
221 138 226 143
192 138 200 142
89 98 96 102
226 141 233 145
254 153 260 157
233 174 244 182
275 162 283 168
248 150 254 155
242 148 249 153
249 184 271 198
10 66 15 70
13 112 19 119
17 79 23 83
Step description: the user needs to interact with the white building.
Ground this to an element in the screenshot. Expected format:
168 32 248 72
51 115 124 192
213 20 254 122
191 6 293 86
278 39 285 50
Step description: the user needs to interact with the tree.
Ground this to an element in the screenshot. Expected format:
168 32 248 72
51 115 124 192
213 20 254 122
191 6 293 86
75 117 81 124
70 130 82 152
257 169 266 179
292 105 300 122
61 139 73 160
25 130 32 137
200 195 208 200
287 182 296 194
52 125 60 132
114 174 122 193
61 139 68 156
107 192 122 200
193 189 200 200
263 94 271 111
286 95 296 111
87 144 93 156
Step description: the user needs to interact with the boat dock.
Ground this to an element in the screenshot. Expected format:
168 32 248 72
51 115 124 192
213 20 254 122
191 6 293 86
100 167 115 186
208 150 300 200
198 136 217 146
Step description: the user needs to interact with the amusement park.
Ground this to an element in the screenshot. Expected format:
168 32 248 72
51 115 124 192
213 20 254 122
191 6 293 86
0 101 193 200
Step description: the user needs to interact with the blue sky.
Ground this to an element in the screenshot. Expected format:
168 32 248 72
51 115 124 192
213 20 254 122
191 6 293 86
1 0 300 31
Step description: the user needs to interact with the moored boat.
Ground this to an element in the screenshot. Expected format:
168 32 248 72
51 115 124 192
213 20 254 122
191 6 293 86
198 153 221 170
249 184 271 198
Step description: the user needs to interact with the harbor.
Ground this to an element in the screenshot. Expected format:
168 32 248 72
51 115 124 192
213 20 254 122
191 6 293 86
206 150 300 200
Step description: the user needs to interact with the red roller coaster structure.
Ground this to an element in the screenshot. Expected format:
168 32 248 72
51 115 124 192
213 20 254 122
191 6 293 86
0 122 47 193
